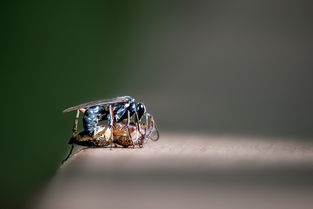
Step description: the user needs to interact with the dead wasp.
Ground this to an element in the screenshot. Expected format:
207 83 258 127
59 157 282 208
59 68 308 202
62 96 159 162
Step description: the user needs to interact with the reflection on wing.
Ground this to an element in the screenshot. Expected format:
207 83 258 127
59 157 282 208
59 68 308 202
63 96 132 113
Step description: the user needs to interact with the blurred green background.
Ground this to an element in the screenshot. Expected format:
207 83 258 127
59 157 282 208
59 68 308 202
1 0 313 208
1 1 159 208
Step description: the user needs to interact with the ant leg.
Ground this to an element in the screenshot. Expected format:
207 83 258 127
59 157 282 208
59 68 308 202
61 143 74 164
134 111 145 146
126 110 132 140
153 124 160 141
146 113 159 141
134 111 144 135
108 105 114 149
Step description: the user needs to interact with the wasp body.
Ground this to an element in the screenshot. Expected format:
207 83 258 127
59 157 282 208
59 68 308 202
62 96 159 162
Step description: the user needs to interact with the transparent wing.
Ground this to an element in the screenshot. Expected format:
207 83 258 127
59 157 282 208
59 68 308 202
63 96 132 113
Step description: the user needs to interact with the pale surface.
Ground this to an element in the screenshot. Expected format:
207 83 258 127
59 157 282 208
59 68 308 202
34 133 313 209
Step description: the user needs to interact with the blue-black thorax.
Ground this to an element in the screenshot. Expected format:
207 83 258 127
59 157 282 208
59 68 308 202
83 105 107 135
82 101 146 135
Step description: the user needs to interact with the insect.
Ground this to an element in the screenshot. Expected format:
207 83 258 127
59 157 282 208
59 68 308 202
62 96 159 162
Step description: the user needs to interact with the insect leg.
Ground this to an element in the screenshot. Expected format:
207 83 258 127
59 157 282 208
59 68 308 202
61 143 74 164
126 110 132 140
72 110 80 137
134 111 145 147
108 104 114 149
152 122 160 141
145 113 159 141
151 115 159 141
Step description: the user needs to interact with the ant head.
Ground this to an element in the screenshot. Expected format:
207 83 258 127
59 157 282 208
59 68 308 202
136 102 146 120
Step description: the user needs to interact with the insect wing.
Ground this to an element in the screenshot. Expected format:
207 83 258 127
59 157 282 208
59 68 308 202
63 96 132 113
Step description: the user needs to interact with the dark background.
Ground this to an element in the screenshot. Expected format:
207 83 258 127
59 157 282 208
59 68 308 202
1 1 313 208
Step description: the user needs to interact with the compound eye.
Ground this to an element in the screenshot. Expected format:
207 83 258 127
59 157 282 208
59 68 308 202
136 103 146 120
